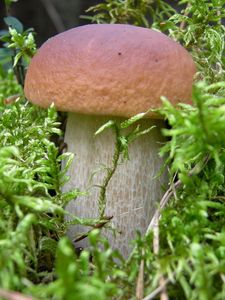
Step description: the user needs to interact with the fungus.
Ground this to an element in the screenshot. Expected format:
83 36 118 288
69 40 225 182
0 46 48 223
24 24 196 257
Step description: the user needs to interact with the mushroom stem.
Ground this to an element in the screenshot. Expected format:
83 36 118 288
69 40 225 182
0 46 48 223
63 112 167 257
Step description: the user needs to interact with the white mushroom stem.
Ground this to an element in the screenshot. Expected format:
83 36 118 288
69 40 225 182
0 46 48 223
63 112 168 257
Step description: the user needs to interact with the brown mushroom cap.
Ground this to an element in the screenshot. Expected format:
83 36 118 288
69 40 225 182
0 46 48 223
24 24 196 118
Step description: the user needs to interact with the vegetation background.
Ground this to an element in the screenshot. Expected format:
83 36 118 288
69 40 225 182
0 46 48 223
0 0 225 300
0 0 181 45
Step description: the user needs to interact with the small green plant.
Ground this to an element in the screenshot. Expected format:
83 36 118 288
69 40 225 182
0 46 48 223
144 81 225 300
84 0 176 28
0 99 81 290
95 112 154 218
0 16 36 85
166 0 225 83
26 231 125 300
0 10 80 292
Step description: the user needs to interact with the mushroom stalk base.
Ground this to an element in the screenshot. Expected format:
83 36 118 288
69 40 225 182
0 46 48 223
63 113 167 257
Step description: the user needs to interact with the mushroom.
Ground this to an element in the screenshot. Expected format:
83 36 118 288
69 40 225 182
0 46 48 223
24 24 196 257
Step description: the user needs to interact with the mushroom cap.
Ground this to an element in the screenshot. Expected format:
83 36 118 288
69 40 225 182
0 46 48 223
24 24 196 118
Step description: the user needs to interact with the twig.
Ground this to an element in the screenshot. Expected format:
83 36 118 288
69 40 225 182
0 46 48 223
171 171 178 201
146 179 181 235
147 155 210 235
0 289 36 300
147 156 209 300
159 277 169 300
213 196 225 201
152 209 169 300
179 3 191 31
73 216 113 243
152 210 160 254
216 6 221 24
128 157 211 299
220 273 225 283
136 259 145 300
142 277 170 300
4 94 21 105
40 0 65 33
